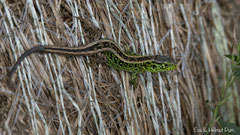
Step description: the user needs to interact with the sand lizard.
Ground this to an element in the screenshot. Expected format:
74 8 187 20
9 39 177 87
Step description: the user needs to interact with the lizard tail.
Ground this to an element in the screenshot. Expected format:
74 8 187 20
8 45 45 79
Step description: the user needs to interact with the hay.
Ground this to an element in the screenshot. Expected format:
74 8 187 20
0 0 239 134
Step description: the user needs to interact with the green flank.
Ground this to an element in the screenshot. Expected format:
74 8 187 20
104 51 177 87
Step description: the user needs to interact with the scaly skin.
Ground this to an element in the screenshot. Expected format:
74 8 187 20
104 51 176 87
9 39 177 87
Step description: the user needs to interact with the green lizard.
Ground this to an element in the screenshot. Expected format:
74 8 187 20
9 39 177 87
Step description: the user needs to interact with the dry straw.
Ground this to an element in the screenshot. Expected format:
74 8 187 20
0 0 239 135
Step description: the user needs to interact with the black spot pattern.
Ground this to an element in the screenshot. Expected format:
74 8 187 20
152 65 157 69
102 51 176 73
104 51 145 72
119 61 123 66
